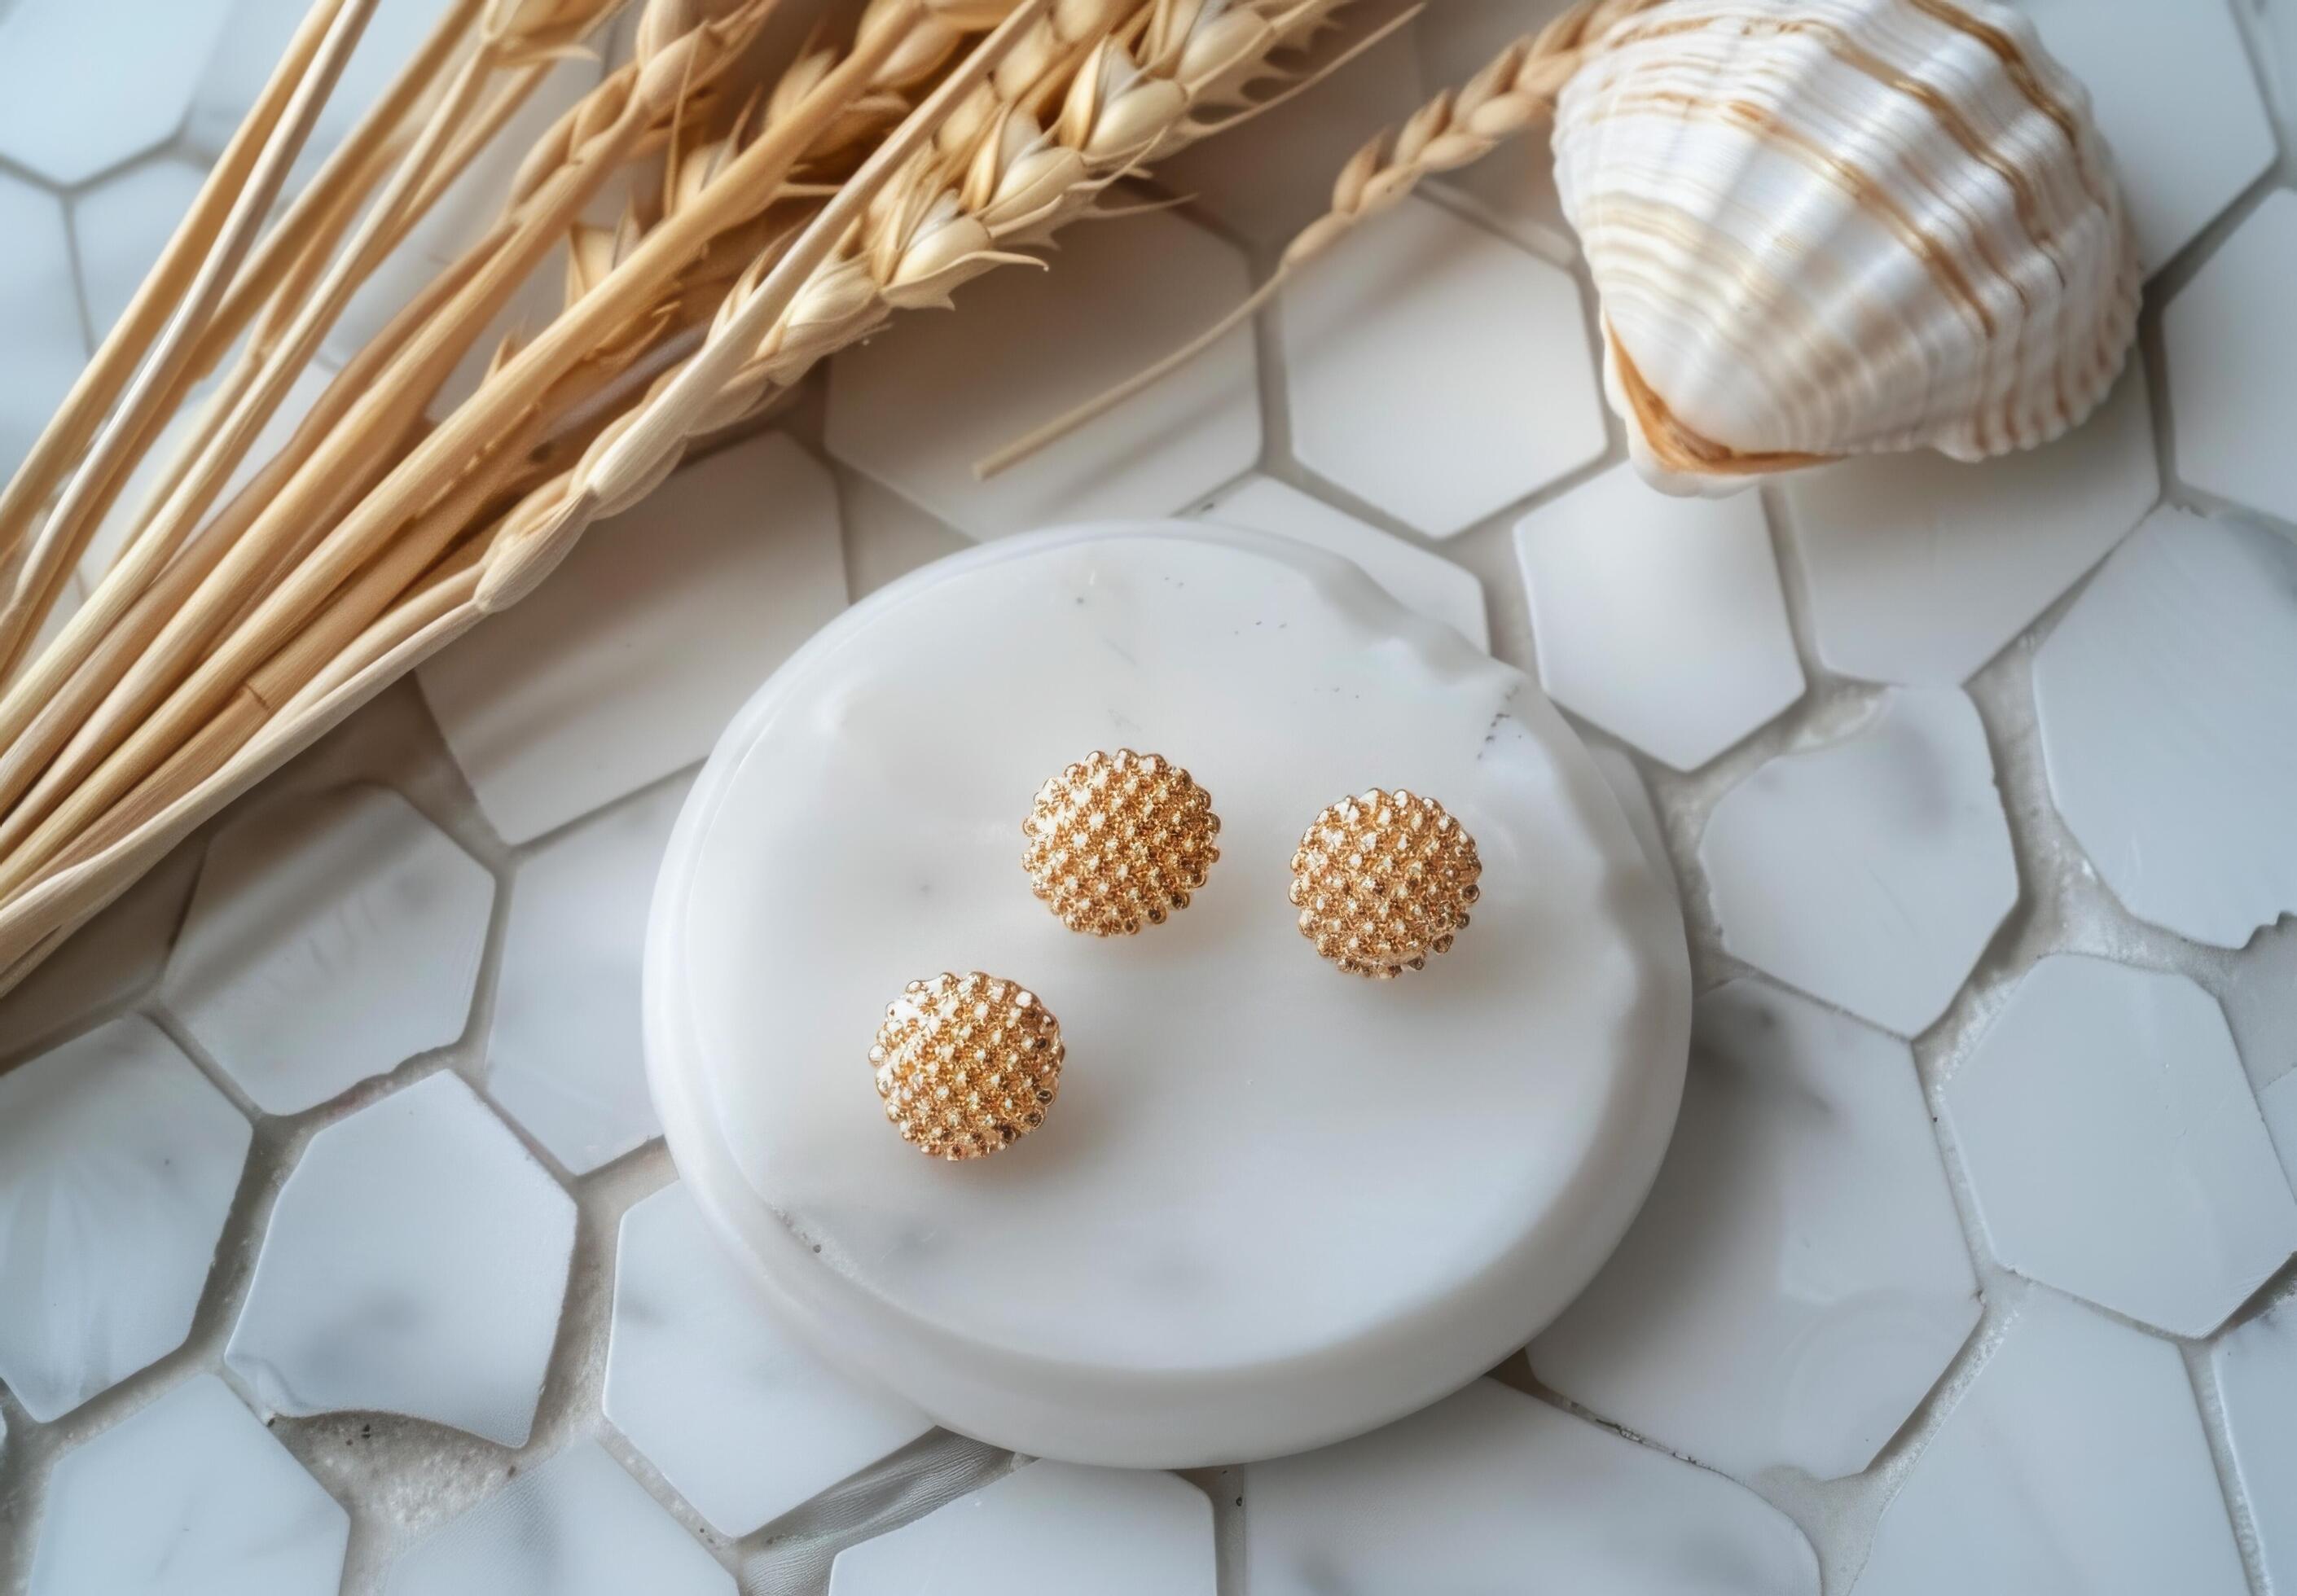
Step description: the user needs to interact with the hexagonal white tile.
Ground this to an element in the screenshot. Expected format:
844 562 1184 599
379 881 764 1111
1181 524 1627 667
163 783 494 1115
2215 1295 2297 1592
1780 368 2159 687
71 157 208 344
1279 195 1604 537
2033 506 2297 949
1193 474 1489 648
1245 1378 1819 1594
0 1015 250 1422
1155 9 1426 247
603 1182 933 1537
1943 955 2297 1339
382 1440 732 1596
0 174 86 488
27 1374 348 1596
1534 978 1979 1483
419 433 848 845
832 465 968 601
1851 1291 2246 1596
825 208 1260 542
1516 463 1804 769
226 1072 574 1446
0 0 234 185
1699 690 2018 1037
2165 192 2297 527
485 774 688 1174
187 0 459 193
0 842 200 1070
828 1463 1214 1596
2016 0 2276 275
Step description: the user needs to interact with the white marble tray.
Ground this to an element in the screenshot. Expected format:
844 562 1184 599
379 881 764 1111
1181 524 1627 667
645 524 1689 1465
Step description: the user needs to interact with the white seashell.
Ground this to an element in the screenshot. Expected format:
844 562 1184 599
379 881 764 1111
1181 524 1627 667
1553 0 2141 495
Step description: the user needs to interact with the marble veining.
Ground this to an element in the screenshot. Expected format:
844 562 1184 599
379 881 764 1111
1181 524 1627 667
163 783 494 1116
2033 506 2297 948
828 1463 1215 1596
1944 954 2297 1338
485 775 691 1173
1278 195 1605 538
382 1441 734 1596
1245 1378 1820 1594
1851 1291 2247 1595
1535 978 1979 1483
0 1015 250 1422
1699 689 2018 1037
27 1374 348 1596
226 1072 574 1446
1516 463 1805 770
603 1183 933 1537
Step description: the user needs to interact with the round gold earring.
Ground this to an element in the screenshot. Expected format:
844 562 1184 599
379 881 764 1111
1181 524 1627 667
1289 788 1482 978
1022 748 1220 936
872 971 1064 1160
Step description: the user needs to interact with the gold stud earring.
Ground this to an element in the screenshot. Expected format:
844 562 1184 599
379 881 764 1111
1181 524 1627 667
872 971 1064 1160
1022 748 1220 936
1289 788 1482 978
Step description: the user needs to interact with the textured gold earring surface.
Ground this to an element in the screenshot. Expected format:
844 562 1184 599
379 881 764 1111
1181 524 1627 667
1022 748 1220 936
1290 789 1482 977
872 971 1064 1160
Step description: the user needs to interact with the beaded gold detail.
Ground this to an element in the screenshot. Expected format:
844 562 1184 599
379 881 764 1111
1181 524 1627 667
1021 749 1220 936
1289 789 1482 977
871 971 1064 1160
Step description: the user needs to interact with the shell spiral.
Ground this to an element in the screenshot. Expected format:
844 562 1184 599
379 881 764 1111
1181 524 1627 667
1553 0 2141 494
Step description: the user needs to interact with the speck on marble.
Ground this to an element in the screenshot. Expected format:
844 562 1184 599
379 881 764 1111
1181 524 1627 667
382 1440 733 1596
162 783 494 1116
1781 368 2159 687
2214 1295 2297 1592
1516 463 1804 770
2165 191 2297 527
603 1182 934 1537
825 208 1259 542
1535 978 1979 1484
1279 194 1605 538
485 774 689 1173
225 1072 574 1446
1943 954 2297 1339
418 432 848 845
1154 9 1426 246
187 0 459 193
1193 474 1490 648
0 0 234 184
1699 689 2018 1037
72 158 209 344
82 361 338 591
0 1015 251 1422
1244 1378 1819 1595
2015 0 2276 276
27 1374 349 1596
827 1462 1214 1596
2033 506 2297 948
0 175 87 489
1851 1291 2246 1596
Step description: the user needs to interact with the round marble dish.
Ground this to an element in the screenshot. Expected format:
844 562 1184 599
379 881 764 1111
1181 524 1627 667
644 523 1689 1467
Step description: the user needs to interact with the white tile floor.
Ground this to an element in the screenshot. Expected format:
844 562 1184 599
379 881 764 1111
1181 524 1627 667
2 2 2296 1593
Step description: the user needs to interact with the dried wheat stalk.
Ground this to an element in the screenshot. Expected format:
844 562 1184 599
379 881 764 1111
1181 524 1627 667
976 0 1662 476
0 0 1371 987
